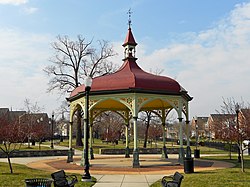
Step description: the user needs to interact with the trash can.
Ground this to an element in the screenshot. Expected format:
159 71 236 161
31 140 35 146
25 178 53 187
194 149 200 158
67 149 74 163
184 158 194 173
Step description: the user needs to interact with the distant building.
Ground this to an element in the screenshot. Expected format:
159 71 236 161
238 109 250 140
19 113 49 126
207 114 235 140
56 112 69 137
0 108 26 121
191 117 208 138
0 108 51 141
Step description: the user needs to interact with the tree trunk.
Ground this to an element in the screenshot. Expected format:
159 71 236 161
143 120 150 148
75 110 83 146
240 142 245 172
28 138 31 148
7 154 13 174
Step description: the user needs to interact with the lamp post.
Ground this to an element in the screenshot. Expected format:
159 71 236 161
194 116 200 158
235 103 241 163
50 111 54 149
227 121 232 160
194 116 198 150
162 125 168 159
82 76 92 182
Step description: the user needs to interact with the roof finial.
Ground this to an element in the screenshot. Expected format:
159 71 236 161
127 8 132 28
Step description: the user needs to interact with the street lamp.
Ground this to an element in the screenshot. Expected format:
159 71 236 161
235 103 241 163
226 121 232 160
82 76 92 182
50 111 55 149
194 116 200 158
194 116 198 150
162 125 168 159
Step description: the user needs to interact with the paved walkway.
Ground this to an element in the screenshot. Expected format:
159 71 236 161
0 145 236 187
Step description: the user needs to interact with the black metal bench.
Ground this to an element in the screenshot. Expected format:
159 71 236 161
161 171 184 187
25 178 53 187
51 170 78 187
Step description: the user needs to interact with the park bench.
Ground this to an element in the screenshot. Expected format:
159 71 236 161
51 170 78 187
161 171 184 187
25 178 53 187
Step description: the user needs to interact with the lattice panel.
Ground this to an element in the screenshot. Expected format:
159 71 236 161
169 99 179 109
89 99 100 107
137 97 148 107
121 97 133 108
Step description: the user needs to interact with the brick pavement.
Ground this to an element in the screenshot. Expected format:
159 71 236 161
26 154 235 175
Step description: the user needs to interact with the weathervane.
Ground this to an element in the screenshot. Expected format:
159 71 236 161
127 8 132 28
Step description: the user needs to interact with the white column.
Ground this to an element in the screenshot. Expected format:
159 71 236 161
67 121 74 163
69 122 73 149
132 116 140 168
186 120 190 147
179 118 183 147
178 117 185 164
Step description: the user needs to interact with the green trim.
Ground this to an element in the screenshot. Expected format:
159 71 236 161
67 88 192 102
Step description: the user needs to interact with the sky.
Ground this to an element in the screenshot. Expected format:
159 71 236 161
1 0 250 119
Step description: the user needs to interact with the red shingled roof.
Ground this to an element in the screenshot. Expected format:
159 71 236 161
70 27 182 98
70 58 181 97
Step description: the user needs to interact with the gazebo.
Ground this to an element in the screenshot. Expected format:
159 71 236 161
67 25 193 168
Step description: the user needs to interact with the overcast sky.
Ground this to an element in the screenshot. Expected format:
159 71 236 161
1 0 250 119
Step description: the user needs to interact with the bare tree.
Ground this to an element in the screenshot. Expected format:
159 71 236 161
139 111 152 148
21 99 45 148
216 97 250 172
211 113 236 159
138 111 161 148
0 112 26 173
57 101 70 117
23 98 43 113
44 35 117 146
149 68 164 75
94 111 124 143
148 123 162 147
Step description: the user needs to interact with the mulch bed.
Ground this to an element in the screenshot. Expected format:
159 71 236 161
46 158 213 172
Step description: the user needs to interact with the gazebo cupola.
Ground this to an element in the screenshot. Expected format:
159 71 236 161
123 10 137 60
123 26 137 60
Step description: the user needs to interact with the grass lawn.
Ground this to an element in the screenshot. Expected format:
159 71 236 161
52 138 230 155
189 146 228 154
0 143 50 151
151 155 250 187
0 162 96 187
